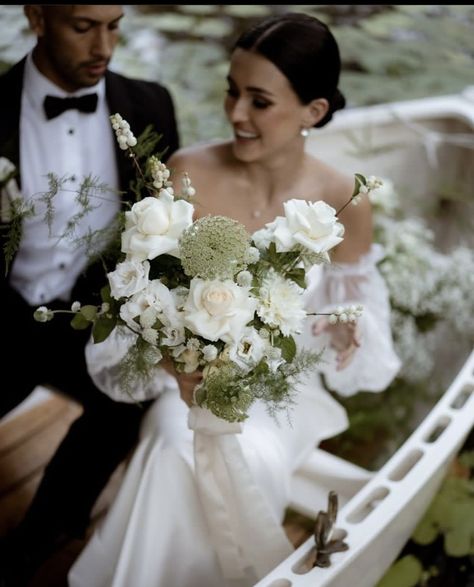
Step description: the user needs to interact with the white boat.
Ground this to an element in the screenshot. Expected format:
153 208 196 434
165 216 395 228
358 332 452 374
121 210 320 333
256 87 474 587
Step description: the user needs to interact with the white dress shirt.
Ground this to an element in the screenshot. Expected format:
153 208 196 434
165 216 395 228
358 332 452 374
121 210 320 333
11 51 121 305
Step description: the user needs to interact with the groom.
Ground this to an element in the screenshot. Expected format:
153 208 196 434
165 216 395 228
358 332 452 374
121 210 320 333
0 5 179 584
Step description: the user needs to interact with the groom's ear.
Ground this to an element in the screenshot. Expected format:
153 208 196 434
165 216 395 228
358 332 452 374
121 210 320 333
304 98 330 128
24 5 45 37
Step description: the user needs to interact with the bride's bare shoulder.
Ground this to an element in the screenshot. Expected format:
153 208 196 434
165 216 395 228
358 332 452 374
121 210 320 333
167 140 233 179
308 156 354 207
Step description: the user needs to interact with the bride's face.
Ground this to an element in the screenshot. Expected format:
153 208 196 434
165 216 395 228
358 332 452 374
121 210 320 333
225 48 308 163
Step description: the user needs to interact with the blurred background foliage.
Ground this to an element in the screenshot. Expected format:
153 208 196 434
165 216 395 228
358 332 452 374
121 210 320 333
0 5 473 146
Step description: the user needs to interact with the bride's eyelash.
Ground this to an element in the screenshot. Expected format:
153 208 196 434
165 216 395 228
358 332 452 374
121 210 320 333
252 98 272 109
226 88 272 110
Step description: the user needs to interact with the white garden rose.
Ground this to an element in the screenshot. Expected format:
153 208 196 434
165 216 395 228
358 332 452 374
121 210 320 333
107 259 150 299
121 190 194 261
272 199 344 258
184 278 257 343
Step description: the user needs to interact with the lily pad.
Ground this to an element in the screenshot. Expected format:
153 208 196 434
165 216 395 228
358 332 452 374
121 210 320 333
376 555 423 587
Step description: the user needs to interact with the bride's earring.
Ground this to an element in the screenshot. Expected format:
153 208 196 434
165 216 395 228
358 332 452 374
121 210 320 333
300 127 310 137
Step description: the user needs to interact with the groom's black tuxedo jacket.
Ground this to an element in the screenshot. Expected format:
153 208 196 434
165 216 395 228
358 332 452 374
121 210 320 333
0 58 180 303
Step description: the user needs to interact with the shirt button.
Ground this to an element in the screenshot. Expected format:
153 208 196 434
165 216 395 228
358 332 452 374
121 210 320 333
70 175 76 182
68 128 74 135
59 263 66 270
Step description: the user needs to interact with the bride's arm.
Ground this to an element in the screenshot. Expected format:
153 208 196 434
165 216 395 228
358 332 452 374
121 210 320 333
85 326 178 403
305 185 401 395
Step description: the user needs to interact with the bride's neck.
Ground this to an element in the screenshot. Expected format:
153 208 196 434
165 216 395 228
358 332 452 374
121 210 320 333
242 146 307 198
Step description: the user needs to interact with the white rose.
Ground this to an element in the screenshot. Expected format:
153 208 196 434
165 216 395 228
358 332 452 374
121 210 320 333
273 199 344 257
184 278 257 343
107 259 150 299
121 191 194 261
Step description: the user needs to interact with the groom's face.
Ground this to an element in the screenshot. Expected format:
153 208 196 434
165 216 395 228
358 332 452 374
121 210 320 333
25 5 124 93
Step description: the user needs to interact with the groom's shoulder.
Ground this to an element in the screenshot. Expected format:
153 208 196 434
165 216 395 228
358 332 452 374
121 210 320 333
106 69 173 101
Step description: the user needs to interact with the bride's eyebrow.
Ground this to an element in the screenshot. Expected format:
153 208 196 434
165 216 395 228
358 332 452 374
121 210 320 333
226 75 275 97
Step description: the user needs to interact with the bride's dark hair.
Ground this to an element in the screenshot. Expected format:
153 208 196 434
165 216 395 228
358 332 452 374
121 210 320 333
233 12 345 128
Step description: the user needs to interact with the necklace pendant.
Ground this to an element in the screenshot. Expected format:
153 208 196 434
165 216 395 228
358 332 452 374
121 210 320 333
252 210 262 219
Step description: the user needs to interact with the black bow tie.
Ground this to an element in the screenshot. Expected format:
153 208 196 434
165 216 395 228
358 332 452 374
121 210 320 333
43 93 98 120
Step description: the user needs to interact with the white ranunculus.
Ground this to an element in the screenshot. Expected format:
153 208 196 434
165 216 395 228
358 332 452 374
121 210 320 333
228 327 265 372
184 278 257 343
273 199 344 257
121 191 194 261
257 269 306 336
107 259 150 299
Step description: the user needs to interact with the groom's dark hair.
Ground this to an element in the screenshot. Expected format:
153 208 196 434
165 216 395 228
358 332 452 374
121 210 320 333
234 12 345 128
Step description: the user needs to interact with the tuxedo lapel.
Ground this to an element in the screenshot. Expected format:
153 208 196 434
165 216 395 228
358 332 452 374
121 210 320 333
105 71 136 196
0 59 24 174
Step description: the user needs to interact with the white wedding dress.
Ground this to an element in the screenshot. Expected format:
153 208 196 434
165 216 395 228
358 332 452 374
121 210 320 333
68 244 401 587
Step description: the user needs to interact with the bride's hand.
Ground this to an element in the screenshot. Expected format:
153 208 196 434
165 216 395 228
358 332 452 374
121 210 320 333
160 358 203 406
312 317 361 371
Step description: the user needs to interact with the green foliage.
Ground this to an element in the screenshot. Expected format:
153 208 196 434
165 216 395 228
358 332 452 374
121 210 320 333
128 125 167 201
412 475 474 557
2 198 35 275
376 555 423 587
379 448 474 583
323 378 439 470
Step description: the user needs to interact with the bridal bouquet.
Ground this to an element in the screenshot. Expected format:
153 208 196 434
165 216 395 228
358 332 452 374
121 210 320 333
33 114 376 423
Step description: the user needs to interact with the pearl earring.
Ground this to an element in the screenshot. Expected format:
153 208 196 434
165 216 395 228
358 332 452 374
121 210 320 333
300 128 310 137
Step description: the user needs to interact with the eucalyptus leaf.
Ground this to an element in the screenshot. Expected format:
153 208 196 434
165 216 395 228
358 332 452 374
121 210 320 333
79 305 98 322
92 315 117 344
70 312 91 331
275 336 296 363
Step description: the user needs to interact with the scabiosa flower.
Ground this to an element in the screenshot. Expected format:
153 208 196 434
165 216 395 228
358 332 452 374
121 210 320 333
179 215 251 280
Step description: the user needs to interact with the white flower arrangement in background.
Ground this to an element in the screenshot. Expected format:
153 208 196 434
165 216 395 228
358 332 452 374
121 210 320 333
371 178 474 384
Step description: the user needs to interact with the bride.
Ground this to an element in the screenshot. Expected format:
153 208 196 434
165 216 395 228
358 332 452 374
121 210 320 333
69 12 401 587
